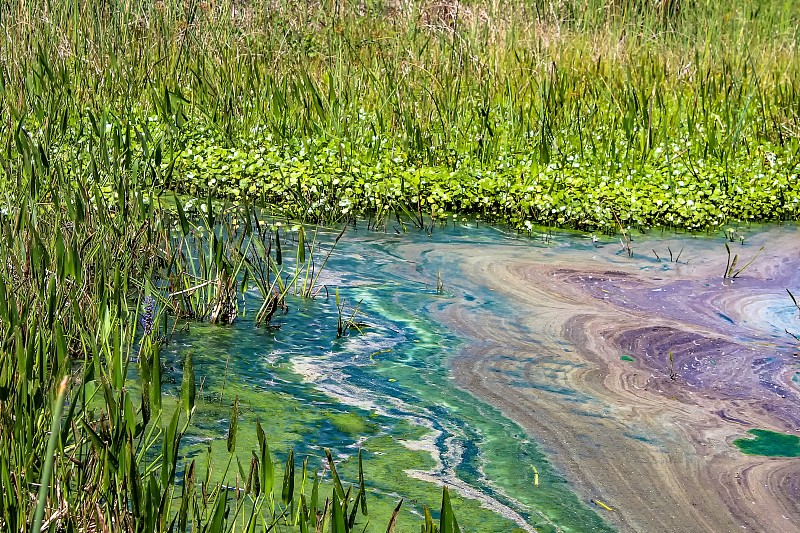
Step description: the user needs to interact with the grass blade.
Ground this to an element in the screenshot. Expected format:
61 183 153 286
32 377 69 532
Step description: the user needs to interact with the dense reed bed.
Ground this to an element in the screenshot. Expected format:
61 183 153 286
2 0 800 230
1 0 799 530
0 44 456 533
0 107 472 530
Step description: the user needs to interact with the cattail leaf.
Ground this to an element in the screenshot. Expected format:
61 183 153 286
150 342 162 413
180 352 195 419
310 468 320 520
32 378 68 533
439 487 460 533
297 225 306 264
256 421 274 497
174 195 190 236
0 276 7 320
210 489 228 532
177 460 195 532
281 449 295 506
324 448 346 502
164 86 172 116
386 499 403 533
275 227 282 265
227 396 239 453
423 506 434 533
299 494 310 533
348 489 360 529
358 448 368 515
139 349 152 427
46 275 56 329
247 453 260 497
331 488 347 533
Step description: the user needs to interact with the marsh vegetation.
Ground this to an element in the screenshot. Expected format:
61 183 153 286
1 0 799 531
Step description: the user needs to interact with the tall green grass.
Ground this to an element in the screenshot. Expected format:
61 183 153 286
1 0 800 529
2 0 799 230
0 68 449 531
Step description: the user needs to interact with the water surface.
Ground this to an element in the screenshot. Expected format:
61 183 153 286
160 221 800 532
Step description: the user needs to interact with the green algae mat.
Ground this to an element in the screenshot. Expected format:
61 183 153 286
156 226 616 532
733 429 800 458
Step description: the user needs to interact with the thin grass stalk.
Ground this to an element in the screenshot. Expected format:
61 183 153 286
31 377 68 533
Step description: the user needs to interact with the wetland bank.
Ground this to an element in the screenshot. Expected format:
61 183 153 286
3 0 800 531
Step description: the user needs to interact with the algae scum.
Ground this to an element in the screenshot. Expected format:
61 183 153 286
158 223 799 532
734 430 800 458
154 224 609 532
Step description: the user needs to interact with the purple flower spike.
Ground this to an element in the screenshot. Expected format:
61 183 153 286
141 296 156 336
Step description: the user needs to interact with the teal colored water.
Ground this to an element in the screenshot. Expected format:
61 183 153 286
158 222 612 532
